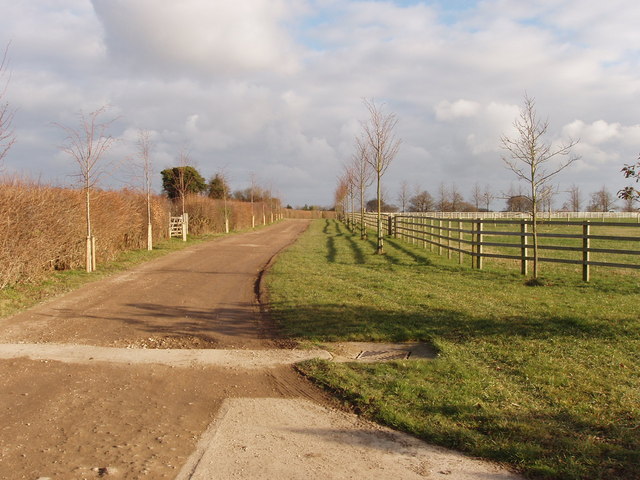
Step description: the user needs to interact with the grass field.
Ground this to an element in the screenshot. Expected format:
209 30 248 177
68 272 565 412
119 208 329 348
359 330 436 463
266 219 640 480
392 216 640 281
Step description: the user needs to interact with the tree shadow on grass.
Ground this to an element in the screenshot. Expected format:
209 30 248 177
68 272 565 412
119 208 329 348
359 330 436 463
269 302 633 343
326 235 337 263
282 302 639 479
324 220 367 265
383 237 433 266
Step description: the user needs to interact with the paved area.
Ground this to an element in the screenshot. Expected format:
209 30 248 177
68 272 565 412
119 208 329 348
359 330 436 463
0 219 523 479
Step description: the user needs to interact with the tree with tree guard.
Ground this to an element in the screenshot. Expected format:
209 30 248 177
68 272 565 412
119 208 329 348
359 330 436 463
361 98 401 255
500 94 580 281
137 129 154 250
209 171 231 233
351 136 373 239
56 106 117 273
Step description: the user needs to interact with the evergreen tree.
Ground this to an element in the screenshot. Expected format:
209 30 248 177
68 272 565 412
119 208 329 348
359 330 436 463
161 166 207 199
208 173 230 199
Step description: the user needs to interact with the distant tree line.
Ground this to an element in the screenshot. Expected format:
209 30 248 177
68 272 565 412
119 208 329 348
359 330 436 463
160 166 278 204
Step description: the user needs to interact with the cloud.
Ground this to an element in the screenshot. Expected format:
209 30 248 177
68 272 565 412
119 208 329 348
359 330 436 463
435 99 481 121
91 0 302 78
3 0 640 206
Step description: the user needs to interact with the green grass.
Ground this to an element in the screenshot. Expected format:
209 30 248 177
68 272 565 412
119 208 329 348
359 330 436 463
0 234 222 319
266 219 640 480
394 216 640 281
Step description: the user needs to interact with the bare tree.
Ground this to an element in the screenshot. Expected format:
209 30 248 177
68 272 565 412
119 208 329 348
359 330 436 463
471 182 482 211
267 185 274 223
174 152 206 214
397 180 410 212
436 182 449 211
450 183 464 212
540 184 558 217
342 162 357 230
215 169 231 233
409 190 434 212
0 42 15 166
501 94 580 280
481 184 495 212
57 106 117 272
334 176 349 221
588 186 617 212
567 184 583 211
176 151 190 218
249 172 257 228
361 99 401 254
352 136 374 239
137 129 154 250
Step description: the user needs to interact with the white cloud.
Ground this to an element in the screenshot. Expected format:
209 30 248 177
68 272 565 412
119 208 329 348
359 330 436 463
563 120 622 145
435 99 481 121
3 0 640 205
91 0 302 78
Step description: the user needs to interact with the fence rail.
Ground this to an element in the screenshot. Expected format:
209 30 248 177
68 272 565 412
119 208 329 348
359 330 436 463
375 211 640 221
352 212 640 281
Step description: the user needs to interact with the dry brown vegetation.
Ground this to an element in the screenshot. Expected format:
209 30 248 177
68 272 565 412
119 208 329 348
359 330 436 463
0 177 332 288
0 177 170 287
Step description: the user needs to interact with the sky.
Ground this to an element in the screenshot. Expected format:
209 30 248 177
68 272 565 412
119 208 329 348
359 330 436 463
1 0 640 209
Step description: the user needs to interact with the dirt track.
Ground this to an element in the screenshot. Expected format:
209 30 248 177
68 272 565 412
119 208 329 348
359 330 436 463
0 219 523 479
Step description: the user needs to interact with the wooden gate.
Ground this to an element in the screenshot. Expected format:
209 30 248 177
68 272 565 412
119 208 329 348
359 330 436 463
169 213 189 241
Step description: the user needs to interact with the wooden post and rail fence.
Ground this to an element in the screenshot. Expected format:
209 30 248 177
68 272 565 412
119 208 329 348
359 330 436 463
355 212 640 282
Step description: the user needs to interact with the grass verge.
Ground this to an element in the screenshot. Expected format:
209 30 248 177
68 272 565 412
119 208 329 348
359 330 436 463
266 219 640 480
0 234 222 319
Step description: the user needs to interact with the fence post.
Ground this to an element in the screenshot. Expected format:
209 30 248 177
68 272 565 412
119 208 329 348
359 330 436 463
438 220 443 256
458 220 463 264
521 222 528 276
476 220 482 270
412 217 416 245
583 222 590 282
471 221 476 269
429 218 434 252
447 220 452 259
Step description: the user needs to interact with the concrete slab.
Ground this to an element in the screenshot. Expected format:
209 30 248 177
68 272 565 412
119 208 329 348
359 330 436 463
0 343 332 368
176 397 524 480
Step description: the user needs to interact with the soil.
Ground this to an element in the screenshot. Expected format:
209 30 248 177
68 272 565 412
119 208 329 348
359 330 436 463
0 219 523 479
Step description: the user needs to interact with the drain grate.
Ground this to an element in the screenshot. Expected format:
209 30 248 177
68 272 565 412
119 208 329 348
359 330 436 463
328 342 436 363
356 350 410 361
